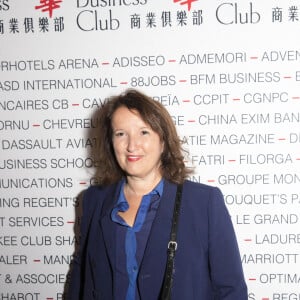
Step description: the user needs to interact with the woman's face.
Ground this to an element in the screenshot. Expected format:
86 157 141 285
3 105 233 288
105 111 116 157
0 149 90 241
111 106 164 182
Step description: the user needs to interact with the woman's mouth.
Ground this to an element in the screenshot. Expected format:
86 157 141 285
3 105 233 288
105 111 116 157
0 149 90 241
127 155 142 162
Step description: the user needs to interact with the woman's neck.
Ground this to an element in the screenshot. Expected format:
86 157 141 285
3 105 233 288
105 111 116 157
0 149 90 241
125 174 162 196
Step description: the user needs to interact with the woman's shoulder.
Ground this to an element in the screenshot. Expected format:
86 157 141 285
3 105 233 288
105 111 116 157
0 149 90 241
82 182 119 209
84 183 112 194
84 182 119 196
182 180 226 209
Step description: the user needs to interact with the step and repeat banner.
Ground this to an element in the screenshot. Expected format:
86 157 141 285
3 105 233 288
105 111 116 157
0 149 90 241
1 1 299 299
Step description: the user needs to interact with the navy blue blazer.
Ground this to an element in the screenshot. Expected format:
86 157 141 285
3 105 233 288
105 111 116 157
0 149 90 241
67 180 248 300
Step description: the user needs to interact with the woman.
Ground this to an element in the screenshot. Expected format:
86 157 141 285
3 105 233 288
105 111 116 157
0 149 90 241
67 89 248 299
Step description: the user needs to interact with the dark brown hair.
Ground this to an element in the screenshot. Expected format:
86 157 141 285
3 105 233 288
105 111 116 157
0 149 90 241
90 89 192 185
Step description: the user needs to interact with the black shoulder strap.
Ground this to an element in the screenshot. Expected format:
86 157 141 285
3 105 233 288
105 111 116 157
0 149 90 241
160 184 183 300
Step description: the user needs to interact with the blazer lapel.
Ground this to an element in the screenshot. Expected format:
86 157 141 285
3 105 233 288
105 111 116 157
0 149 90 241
138 181 177 298
98 181 122 271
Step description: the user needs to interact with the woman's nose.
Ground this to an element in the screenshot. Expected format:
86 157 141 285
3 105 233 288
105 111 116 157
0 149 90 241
127 135 139 152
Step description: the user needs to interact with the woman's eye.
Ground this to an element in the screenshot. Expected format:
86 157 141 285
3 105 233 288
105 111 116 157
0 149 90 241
115 132 124 137
141 130 150 135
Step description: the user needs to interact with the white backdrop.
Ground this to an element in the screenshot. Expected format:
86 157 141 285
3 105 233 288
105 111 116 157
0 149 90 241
1 1 300 299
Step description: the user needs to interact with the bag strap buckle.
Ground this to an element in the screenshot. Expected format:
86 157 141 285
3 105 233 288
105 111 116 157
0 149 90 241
167 241 178 251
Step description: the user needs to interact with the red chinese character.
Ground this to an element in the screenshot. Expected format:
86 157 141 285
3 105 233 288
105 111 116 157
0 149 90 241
173 0 198 11
35 0 62 18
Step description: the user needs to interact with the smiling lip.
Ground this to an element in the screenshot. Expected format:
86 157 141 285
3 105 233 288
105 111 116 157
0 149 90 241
127 155 142 162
